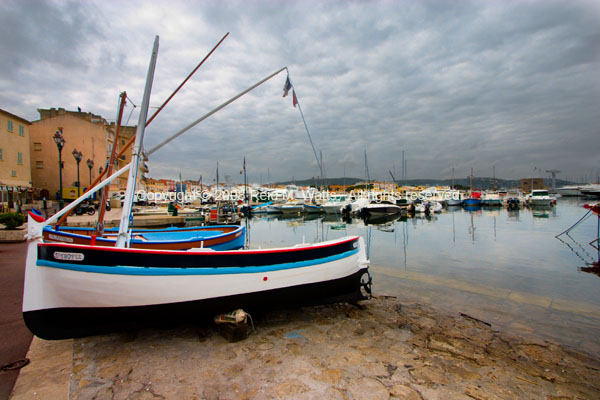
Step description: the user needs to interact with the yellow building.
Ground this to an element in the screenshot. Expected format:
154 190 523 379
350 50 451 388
0 109 32 211
29 108 142 201
30 108 110 200
107 123 142 192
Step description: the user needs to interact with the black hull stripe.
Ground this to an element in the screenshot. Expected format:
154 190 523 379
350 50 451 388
37 249 358 275
23 268 370 340
39 237 360 269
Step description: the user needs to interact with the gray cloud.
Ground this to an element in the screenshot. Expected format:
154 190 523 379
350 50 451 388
2 0 599 184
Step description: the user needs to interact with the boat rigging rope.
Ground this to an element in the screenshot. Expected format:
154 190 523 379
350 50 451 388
284 70 326 188
555 209 592 238
124 95 137 127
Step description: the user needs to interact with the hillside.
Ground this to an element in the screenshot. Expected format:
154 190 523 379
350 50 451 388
276 177 575 190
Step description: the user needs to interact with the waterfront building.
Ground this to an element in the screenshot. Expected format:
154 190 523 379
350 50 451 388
0 109 32 212
519 178 545 194
29 108 146 201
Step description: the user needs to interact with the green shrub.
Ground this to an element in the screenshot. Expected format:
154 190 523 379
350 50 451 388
0 213 26 230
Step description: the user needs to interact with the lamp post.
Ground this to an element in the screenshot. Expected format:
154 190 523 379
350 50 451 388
86 158 94 186
52 128 66 209
72 149 83 197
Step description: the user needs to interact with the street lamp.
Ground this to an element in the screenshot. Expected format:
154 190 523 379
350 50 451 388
72 149 83 197
86 158 94 186
52 128 66 209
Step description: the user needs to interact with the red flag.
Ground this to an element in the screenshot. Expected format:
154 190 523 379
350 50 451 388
292 90 298 108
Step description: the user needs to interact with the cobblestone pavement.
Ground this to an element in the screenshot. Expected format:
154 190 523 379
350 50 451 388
13 297 600 399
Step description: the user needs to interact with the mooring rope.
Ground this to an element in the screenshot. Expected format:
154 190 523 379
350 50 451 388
555 209 592 238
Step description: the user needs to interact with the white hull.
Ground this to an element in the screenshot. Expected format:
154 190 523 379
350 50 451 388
322 204 344 214
414 201 443 213
23 237 367 312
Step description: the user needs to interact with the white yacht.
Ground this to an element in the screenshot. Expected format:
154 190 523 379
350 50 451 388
322 194 350 214
526 190 556 207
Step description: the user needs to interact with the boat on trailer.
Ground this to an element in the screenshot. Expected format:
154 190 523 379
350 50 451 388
24 215 370 339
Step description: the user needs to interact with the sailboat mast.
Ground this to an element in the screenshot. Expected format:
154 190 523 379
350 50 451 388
95 91 126 235
402 150 405 184
115 36 159 248
470 168 474 196
243 157 248 208
364 150 371 198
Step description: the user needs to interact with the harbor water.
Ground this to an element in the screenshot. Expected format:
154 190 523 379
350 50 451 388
234 198 600 356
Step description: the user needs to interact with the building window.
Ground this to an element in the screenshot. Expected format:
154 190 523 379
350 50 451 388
36 161 44 169
34 142 42 151
11 170 16 177
17 152 23 165
121 139 126 145
0 148 2 160
120 155 126 161
7 121 13 132
18 125 24 136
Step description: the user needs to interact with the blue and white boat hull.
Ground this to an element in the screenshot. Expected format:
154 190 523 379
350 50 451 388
23 217 370 339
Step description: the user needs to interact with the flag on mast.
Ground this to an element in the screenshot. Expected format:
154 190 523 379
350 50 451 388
282 76 292 97
292 90 298 108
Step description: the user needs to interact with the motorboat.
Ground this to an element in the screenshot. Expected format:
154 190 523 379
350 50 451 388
579 185 600 198
525 190 556 207
414 200 442 214
445 190 463 206
278 202 304 214
322 194 350 214
359 201 404 217
302 204 323 213
555 185 582 197
463 197 482 207
341 198 370 216
481 192 503 207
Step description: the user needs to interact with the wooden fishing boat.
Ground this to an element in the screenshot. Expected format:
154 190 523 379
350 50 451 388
24 214 371 339
22 35 373 341
41 224 245 251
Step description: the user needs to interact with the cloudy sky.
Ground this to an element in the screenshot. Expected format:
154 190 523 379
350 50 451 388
1 0 599 184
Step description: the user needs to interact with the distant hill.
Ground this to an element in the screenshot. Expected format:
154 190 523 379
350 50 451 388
276 177 576 190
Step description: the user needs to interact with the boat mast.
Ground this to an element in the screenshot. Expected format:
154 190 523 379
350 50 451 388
364 150 371 200
95 91 127 236
55 33 229 227
243 156 248 209
470 168 474 197
115 36 159 248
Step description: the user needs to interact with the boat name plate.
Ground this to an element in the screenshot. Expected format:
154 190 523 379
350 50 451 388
48 234 74 243
53 251 85 262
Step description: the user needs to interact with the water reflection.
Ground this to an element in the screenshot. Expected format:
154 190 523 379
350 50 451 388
237 199 600 355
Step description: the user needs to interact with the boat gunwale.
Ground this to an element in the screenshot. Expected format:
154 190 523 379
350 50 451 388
38 235 360 256
42 225 244 245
